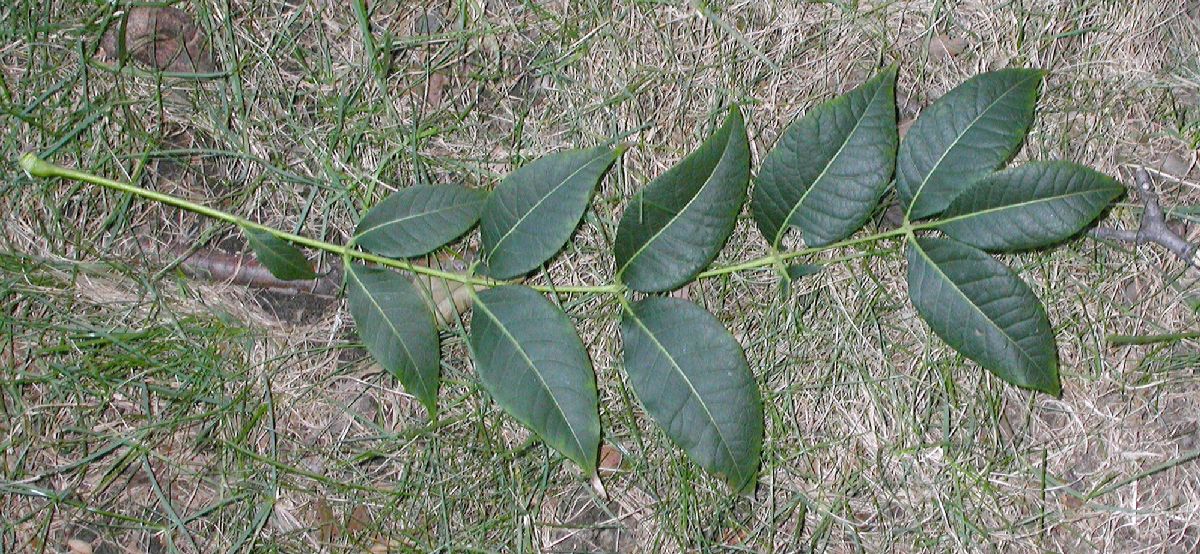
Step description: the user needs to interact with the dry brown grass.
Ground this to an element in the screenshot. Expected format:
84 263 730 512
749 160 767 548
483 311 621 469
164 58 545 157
2 0 1200 552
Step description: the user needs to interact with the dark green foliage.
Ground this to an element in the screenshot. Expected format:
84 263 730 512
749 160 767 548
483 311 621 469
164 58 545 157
320 68 1121 487
346 263 441 414
906 237 1060 395
897 69 1043 220
354 184 486 258
936 161 1124 251
244 228 316 280
620 297 763 492
469 285 601 474
480 147 620 279
614 108 750 292
753 66 898 248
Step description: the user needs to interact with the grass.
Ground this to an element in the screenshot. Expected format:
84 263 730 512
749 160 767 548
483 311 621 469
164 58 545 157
3 0 1200 552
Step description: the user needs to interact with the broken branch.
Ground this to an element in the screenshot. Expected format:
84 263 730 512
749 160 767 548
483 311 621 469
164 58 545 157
1090 167 1200 270
142 239 343 297
140 237 482 326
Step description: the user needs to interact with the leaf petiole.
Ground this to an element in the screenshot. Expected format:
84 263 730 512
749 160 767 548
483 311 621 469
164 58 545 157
20 153 923 295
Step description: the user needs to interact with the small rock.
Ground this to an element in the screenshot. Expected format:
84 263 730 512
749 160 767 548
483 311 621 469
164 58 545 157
1161 153 1194 177
1120 276 1143 305
929 35 968 60
881 198 906 230
414 11 443 34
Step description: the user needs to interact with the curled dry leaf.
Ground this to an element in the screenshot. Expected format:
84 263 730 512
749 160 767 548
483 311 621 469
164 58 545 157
411 251 490 327
347 505 372 535
314 498 336 544
101 7 216 73
413 274 478 327
598 443 624 473
425 72 448 109
145 235 482 326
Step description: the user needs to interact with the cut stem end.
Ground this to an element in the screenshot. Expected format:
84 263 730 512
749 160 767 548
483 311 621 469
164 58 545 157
19 153 55 178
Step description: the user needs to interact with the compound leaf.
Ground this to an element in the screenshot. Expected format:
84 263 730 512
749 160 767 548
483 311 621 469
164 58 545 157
481 146 621 279
615 108 750 292
753 65 898 247
936 161 1124 251
346 264 441 414
897 68 1043 220
620 297 763 492
470 285 600 474
906 236 1060 395
354 184 486 258
245 228 317 280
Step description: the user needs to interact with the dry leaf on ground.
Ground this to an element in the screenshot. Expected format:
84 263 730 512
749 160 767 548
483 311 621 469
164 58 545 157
598 444 624 473
314 497 336 544
100 7 216 73
413 251 484 327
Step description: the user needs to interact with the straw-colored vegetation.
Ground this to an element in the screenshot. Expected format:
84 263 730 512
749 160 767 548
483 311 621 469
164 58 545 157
2 1 1199 551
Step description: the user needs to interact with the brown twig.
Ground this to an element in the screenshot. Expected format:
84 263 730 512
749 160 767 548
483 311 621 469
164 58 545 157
138 237 482 326
141 239 343 297
1090 168 1200 270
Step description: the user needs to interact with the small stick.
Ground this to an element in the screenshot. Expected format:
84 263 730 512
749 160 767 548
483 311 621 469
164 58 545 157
1107 331 1200 346
1090 168 1200 269
141 239 343 297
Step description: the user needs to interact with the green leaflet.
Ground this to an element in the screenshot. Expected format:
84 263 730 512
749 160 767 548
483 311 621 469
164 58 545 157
480 146 620 279
906 236 1060 395
786 263 823 281
620 297 763 492
353 184 486 258
346 264 441 415
469 285 601 474
753 66 898 248
244 228 317 280
779 263 823 298
614 108 750 292
935 161 1124 251
897 68 1044 221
